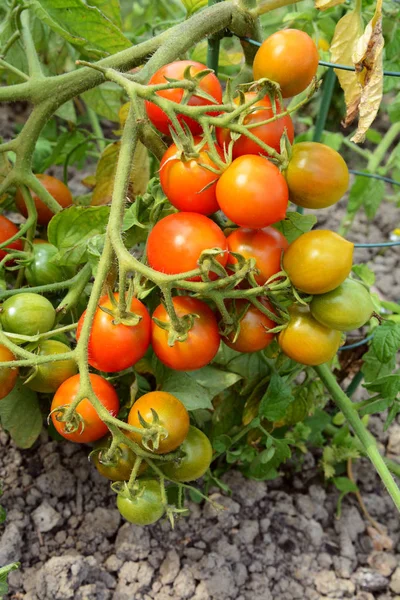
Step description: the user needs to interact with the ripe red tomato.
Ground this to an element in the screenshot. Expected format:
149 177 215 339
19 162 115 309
216 93 294 159
286 142 349 209
15 174 73 225
0 215 23 262
145 60 222 136
283 230 354 295
0 344 18 400
253 29 319 98
128 391 189 454
159 140 224 215
76 293 151 373
152 296 220 371
147 212 228 280
162 426 212 482
51 373 119 443
223 299 275 353
278 304 341 365
216 155 288 229
227 226 288 285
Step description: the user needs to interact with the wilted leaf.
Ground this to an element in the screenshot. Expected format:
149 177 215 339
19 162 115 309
330 5 363 126
316 0 346 11
91 141 150 206
350 0 384 143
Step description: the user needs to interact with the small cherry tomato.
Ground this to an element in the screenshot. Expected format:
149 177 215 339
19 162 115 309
51 373 119 444
1 293 56 336
117 479 165 525
76 293 151 373
278 304 341 365
227 226 288 285
0 215 23 262
162 426 212 482
145 60 222 136
25 340 77 393
223 299 276 353
286 142 349 209
0 344 18 400
151 296 220 371
310 278 374 331
216 155 288 229
15 174 73 225
283 230 354 295
253 29 319 98
92 436 147 481
147 212 228 281
128 391 189 454
216 93 294 159
25 242 67 287
159 140 224 215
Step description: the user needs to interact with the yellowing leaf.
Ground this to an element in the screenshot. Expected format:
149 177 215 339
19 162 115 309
180 0 207 16
119 102 130 128
91 141 150 206
330 5 363 127
350 0 384 143
316 0 346 11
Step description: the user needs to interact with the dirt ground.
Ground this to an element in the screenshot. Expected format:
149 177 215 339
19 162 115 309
1 104 400 599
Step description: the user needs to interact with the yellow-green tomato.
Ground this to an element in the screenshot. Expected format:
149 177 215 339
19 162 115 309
162 426 213 482
1 293 56 336
278 305 342 366
26 340 77 393
92 436 147 482
286 142 349 209
283 230 354 295
310 278 374 332
117 479 165 526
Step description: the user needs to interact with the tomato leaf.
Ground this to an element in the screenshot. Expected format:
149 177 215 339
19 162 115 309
0 380 42 449
0 563 20 597
48 205 110 267
82 84 125 123
364 374 400 402
352 264 376 287
273 212 317 243
86 0 122 28
180 0 207 16
362 349 396 383
247 437 291 480
259 373 294 422
213 345 269 395
347 174 385 220
372 321 400 363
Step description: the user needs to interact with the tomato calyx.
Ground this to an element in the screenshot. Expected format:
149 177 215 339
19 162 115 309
198 247 228 280
152 312 199 346
48 404 85 436
136 409 170 452
98 290 143 327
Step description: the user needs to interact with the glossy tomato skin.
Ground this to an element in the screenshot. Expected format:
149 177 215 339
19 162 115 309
25 242 67 286
51 373 120 444
26 340 78 393
117 479 164 525
283 230 354 295
227 226 288 285
159 141 223 215
216 93 294 159
92 436 147 481
223 299 275 353
0 345 18 400
15 174 73 225
310 278 374 332
147 212 228 281
1 293 56 336
76 293 151 373
286 142 349 209
216 156 289 229
0 215 23 262
278 305 341 365
145 61 222 136
151 296 220 371
128 391 189 454
253 29 319 98
162 426 212 482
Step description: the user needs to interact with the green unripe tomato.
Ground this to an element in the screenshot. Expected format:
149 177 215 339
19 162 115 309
310 278 374 332
162 426 212 482
25 243 66 287
117 479 165 526
25 340 77 393
1 293 56 336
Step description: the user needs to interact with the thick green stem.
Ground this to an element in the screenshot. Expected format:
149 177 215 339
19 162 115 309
315 363 400 513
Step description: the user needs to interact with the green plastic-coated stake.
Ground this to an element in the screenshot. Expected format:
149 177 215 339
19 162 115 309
207 0 223 75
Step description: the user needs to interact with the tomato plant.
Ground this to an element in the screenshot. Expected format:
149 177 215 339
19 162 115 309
216 155 289 229
0 216 23 262
15 174 73 225
162 426 212 482
117 479 165 525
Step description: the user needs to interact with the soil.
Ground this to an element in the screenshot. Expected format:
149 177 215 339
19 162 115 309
1 106 400 600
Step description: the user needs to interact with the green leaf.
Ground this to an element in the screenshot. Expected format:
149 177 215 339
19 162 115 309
212 392 243 439
362 349 396 383
0 563 20 597
82 83 125 122
180 0 207 16
213 434 232 453
259 373 294 422
48 205 110 267
155 363 242 411
333 476 358 493
388 95 400 124
364 374 400 402
352 264 375 287
0 381 42 449
87 0 122 28
213 344 269 394
27 0 130 57
248 437 291 480
347 175 385 220
273 212 317 243
372 321 400 363
55 100 77 123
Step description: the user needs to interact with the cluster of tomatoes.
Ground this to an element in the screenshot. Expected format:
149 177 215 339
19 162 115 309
0 28 376 525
